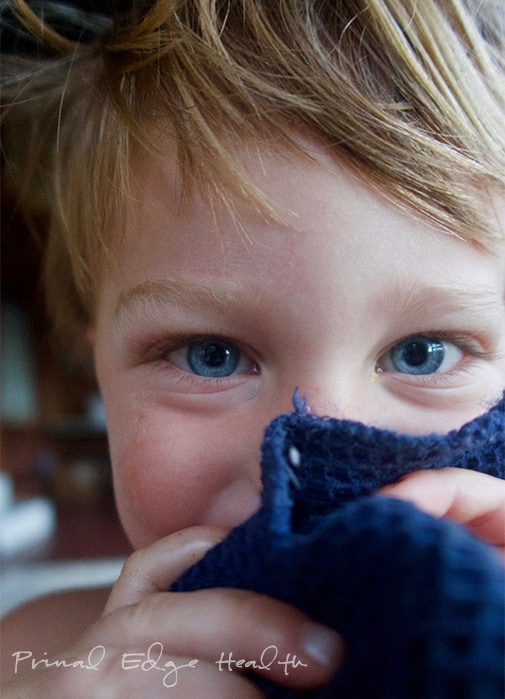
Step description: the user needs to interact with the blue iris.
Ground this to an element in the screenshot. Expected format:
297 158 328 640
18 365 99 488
389 336 445 375
186 338 241 377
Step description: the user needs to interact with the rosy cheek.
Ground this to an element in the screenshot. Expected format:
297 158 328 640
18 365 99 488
110 414 263 548
112 433 204 547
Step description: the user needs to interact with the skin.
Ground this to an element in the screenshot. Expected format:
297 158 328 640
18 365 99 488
2 139 505 696
94 138 505 549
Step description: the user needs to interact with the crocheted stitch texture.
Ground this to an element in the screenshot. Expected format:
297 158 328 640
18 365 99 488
172 394 505 698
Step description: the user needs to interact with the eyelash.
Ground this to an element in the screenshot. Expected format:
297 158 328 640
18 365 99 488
147 334 258 379
376 332 496 382
398 332 492 361
143 330 496 384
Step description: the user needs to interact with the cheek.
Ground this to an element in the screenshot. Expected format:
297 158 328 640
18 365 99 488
108 409 263 549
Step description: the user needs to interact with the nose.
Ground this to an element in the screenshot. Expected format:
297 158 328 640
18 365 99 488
294 379 381 426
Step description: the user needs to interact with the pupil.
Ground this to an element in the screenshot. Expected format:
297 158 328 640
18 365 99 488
187 338 241 377
403 341 429 367
201 342 228 368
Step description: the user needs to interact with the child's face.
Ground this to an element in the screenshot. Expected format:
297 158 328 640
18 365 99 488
91 139 505 549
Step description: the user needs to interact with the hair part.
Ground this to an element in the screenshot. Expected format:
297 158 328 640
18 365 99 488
2 0 505 344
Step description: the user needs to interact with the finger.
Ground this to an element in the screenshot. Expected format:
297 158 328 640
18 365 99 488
70 651 266 699
105 526 228 614
118 658 266 698
96 588 343 690
379 468 505 549
12 644 265 698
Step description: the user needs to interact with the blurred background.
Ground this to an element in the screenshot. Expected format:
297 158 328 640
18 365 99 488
1 190 132 616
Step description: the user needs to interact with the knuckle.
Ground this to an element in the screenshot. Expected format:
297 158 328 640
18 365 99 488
227 589 294 633
119 548 146 580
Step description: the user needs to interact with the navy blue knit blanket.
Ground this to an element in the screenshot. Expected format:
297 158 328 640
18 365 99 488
172 393 505 698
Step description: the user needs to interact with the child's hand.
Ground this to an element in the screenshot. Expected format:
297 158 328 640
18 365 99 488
5 526 343 698
380 468 505 556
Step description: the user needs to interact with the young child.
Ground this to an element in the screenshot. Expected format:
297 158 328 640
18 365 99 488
2 0 504 695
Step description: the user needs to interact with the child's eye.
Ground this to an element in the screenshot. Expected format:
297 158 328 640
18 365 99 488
169 337 255 378
377 335 463 375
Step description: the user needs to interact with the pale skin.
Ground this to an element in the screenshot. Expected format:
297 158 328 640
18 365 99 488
2 138 505 696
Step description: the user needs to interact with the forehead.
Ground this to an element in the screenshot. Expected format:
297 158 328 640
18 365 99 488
102 139 505 318
124 133 505 252
122 136 504 258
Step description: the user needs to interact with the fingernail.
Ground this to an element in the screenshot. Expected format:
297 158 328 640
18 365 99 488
302 623 343 667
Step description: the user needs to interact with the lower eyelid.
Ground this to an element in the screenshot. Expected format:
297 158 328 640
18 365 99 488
149 360 260 396
383 357 481 388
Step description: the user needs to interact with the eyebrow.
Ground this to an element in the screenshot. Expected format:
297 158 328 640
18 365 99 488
115 278 505 330
383 282 505 331
114 279 248 321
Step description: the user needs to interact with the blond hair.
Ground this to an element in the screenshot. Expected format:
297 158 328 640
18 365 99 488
3 0 505 342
